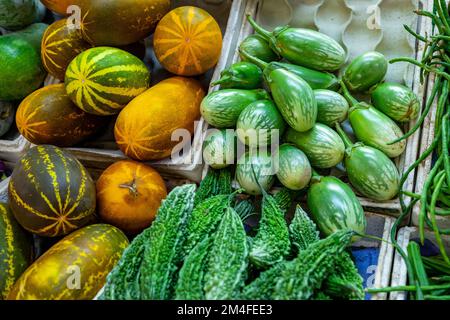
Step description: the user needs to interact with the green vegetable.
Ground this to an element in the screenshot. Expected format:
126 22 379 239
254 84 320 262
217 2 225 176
247 15 346 71
285 123 345 169
341 82 406 158
200 89 270 128
249 190 290 269
185 194 233 253
204 207 248 300
234 199 255 221
212 62 263 89
0 0 45 30
202 129 236 170
140 184 196 300
239 49 339 90
193 168 232 207
343 51 388 92
307 173 366 238
265 68 317 132
371 82 420 122
0 102 15 138
241 261 285 300
236 99 286 147
336 123 400 201
273 229 354 300
289 205 320 254
273 187 294 213
101 228 151 300
175 236 212 300
236 151 275 195
239 34 279 63
275 144 311 191
315 89 349 126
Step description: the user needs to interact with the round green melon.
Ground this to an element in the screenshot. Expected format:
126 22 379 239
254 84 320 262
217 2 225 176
65 47 151 116
0 203 33 299
0 0 45 31
8 145 97 237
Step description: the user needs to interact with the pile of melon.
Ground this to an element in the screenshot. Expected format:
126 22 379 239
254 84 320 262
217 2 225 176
0 0 224 300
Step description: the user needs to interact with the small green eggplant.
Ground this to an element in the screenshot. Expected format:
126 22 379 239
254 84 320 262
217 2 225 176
371 82 420 122
274 144 311 190
203 129 237 169
314 89 349 126
247 15 346 72
236 99 286 147
239 34 279 63
341 82 406 158
265 68 317 132
285 123 345 169
307 172 366 238
212 62 263 90
239 49 340 90
336 124 400 201
343 51 388 92
200 89 270 128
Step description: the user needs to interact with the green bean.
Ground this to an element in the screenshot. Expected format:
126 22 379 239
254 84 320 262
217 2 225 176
408 242 429 299
442 114 450 187
434 0 450 35
420 155 444 243
404 24 428 42
430 172 450 265
367 283 450 293
424 295 450 300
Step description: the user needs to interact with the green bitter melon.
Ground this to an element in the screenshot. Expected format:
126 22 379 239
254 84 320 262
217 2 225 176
289 205 320 254
139 184 196 300
194 168 233 207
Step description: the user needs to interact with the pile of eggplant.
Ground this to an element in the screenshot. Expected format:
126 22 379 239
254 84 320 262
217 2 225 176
201 15 420 223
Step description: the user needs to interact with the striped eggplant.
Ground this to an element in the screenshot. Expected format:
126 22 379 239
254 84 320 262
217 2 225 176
336 124 400 201
265 68 317 132
315 89 349 126
342 83 406 158
239 49 339 90
203 129 236 169
343 51 388 92
307 173 366 238
274 144 311 190
239 34 279 63
285 123 345 169
247 16 346 71
200 89 270 128
236 151 275 195
212 62 263 90
237 99 286 147
371 82 420 122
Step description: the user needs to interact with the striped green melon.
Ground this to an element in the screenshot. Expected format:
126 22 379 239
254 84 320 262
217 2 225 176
315 89 349 127
0 203 33 299
236 99 286 147
236 151 275 195
203 129 236 169
275 144 311 191
285 123 345 169
8 145 96 237
65 47 151 116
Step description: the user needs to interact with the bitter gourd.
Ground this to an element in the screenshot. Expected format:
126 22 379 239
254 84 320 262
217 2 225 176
101 227 151 300
241 261 286 300
175 236 212 300
184 193 233 253
139 184 196 300
249 192 290 269
234 199 255 221
322 251 364 300
289 205 320 254
273 187 294 213
194 168 232 207
204 207 249 300
273 229 354 300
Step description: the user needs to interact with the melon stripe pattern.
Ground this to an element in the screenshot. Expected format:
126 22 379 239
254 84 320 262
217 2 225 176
65 47 150 116
8 146 96 237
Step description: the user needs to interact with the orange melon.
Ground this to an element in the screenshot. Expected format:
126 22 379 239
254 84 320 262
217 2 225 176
153 6 223 76
96 160 167 234
114 76 205 161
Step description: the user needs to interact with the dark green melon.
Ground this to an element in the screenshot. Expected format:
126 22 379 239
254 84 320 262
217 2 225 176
8 145 97 237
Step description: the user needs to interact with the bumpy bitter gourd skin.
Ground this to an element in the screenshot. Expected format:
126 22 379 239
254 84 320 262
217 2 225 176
101 228 151 300
249 193 291 269
234 199 255 221
273 187 294 213
193 168 232 207
175 236 212 300
184 194 232 253
204 208 249 300
273 229 354 300
139 184 196 300
289 206 320 254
